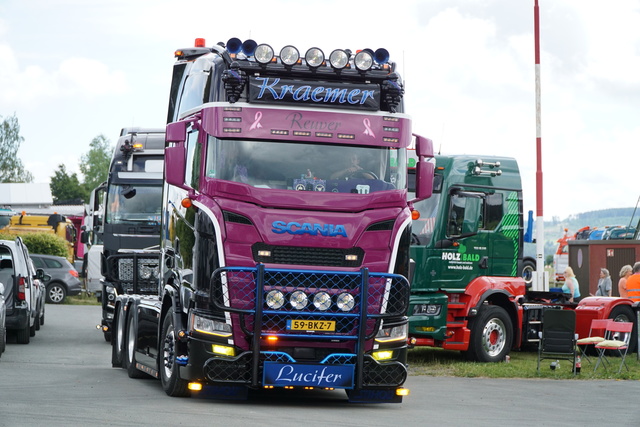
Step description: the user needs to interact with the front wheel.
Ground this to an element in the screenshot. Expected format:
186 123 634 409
111 304 126 368
465 305 513 363
160 310 190 397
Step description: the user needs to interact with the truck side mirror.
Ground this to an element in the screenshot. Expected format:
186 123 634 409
413 134 435 200
165 121 188 188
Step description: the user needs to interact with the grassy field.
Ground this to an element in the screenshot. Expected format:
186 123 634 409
65 293 101 306
407 346 640 380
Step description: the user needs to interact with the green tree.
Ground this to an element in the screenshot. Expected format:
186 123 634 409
80 134 112 195
50 164 85 204
0 113 34 183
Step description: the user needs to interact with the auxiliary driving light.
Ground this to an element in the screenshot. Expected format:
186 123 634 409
354 50 373 71
329 49 349 69
280 45 300 66
290 290 308 310
336 292 355 312
212 345 235 357
266 290 285 309
255 44 275 64
305 47 325 68
312 292 332 311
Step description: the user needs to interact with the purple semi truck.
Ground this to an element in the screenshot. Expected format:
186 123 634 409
110 37 434 403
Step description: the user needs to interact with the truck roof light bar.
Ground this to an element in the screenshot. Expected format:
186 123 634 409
221 38 392 73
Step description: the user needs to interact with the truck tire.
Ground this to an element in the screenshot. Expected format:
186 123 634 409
465 305 513 363
609 305 637 354
521 260 536 285
29 319 36 337
16 324 30 344
124 313 146 379
111 304 126 368
160 310 190 397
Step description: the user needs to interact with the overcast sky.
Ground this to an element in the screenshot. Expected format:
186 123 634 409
1 0 638 221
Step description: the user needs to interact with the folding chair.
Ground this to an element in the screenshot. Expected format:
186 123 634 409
594 321 633 374
576 318 611 363
537 309 578 375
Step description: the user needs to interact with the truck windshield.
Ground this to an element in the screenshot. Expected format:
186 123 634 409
105 184 163 224
205 137 406 194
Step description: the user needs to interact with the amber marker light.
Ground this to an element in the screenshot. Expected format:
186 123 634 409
188 382 203 391
266 335 278 343
396 388 410 397
181 198 193 208
411 210 421 220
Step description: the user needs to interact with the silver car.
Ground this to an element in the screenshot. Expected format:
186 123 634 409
30 254 83 304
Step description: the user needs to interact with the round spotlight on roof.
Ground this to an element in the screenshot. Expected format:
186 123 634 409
241 39 258 57
329 49 349 69
305 47 325 68
280 45 300 66
255 44 275 64
373 48 390 64
226 37 243 54
354 50 373 71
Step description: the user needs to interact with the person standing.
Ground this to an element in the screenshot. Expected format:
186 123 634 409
625 262 640 302
562 266 581 303
618 265 632 298
592 268 612 297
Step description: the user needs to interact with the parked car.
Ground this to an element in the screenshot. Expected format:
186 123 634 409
602 225 636 240
0 281 6 356
30 254 82 304
0 237 48 344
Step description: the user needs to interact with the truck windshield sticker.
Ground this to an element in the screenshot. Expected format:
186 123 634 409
271 221 348 237
250 77 380 110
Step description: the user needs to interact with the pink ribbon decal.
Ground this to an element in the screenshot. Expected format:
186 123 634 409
363 118 375 137
249 111 263 130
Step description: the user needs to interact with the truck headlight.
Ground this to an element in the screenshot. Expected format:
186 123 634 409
190 313 232 338
412 304 441 316
375 323 407 343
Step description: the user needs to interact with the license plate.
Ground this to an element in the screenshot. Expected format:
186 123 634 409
287 319 336 332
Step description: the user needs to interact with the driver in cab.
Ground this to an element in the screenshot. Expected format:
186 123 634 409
331 153 376 180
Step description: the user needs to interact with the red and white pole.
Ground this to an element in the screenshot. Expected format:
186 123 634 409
534 0 546 291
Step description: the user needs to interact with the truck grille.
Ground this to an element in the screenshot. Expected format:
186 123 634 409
106 253 160 294
252 243 363 267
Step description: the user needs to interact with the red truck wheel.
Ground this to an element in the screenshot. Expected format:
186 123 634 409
465 305 513 363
